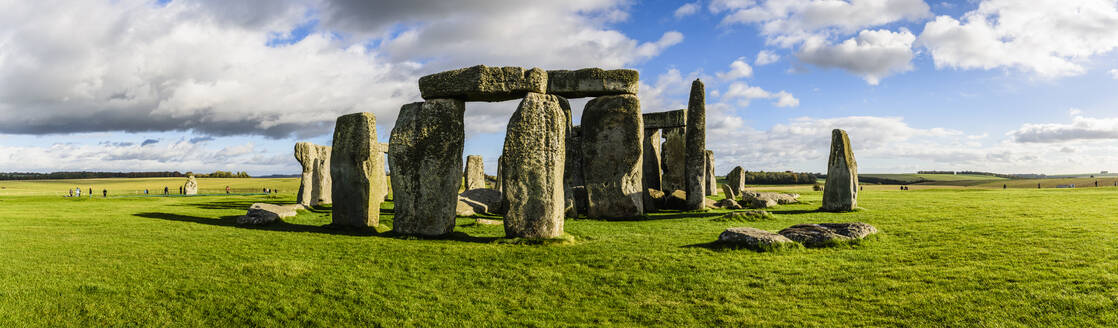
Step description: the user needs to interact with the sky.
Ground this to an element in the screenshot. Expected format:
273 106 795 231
2 0 1118 176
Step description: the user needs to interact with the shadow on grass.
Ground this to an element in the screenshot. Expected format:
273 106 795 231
582 211 728 222
681 241 801 253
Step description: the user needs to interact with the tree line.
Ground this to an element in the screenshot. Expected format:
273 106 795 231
741 171 822 184
0 170 250 180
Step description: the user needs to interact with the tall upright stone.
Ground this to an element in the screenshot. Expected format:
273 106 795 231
502 93 566 238
558 97 580 218
726 166 745 199
642 129 662 191
389 100 465 236
822 129 859 212
705 150 717 196
660 127 686 192
568 126 588 215
330 112 387 229
295 142 317 206
684 79 707 210
183 175 198 195
464 155 485 191
581 94 643 218
295 142 333 206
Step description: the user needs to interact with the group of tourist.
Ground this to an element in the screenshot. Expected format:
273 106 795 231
67 187 106 197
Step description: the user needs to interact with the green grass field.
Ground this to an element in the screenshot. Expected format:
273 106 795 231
2 178 1117 326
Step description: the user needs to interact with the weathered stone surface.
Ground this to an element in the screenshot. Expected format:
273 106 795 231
331 112 388 229
458 189 504 215
389 100 465 236
501 93 566 238
744 197 778 209
705 150 716 196
568 127 588 216
476 218 502 225
464 155 485 191
741 191 800 206
295 142 332 207
663 190 687 210
719 210 772 222
455 202 476 216
496 154 503 193
559 97 579 218
715 198 742 210
660 127 686 192
720 184 735 200
725 166 745 199
642 129 662 192
822 129 859 211
546 68 638 98
778 222 877 247
684 79 707 210
183 176 198 195
419 65 546 102
581 94 644 218
642 110 686 129
718 227 795 250
236 203 302 225
313 145 333 205
646 188 665 211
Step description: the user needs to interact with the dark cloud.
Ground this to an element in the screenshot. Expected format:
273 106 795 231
189 136 215 143
141 139 160 146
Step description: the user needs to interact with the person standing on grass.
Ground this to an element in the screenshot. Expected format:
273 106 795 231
102 189 107 197
1003 184 1006 189
164 186 169 195
76 187 81 197
1095 180 1099 187
68 189 73 197
226 186 230 194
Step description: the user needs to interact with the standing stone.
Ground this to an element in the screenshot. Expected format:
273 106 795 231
660 127 686 192
294 142 317 206
313 144 332 205
464 155 485 191
496 155 503 193
705 150 717 196
331 112 388 229
183 175 198 195
558 97 580 218
726 166 745 199
642 129 663 192
822 129 859 211
389 100 465 236
502 93 566 238
568 126 588 215
684 79 707 210
581 94 643 218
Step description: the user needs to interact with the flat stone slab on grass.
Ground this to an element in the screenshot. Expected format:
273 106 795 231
419 65 547 102
718 227 795 251
546 68 638 98
778 222 878 247
237 203 302 225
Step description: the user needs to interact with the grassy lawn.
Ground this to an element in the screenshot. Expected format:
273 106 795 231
1 178 1117 326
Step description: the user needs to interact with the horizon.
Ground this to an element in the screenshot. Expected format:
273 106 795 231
1 0 1117 176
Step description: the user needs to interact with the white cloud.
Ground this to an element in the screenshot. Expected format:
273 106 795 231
1110 69 1118 79
1069 108 1082 116
918 0 1118 78
1010 115 1118 143
0 0 682 139
716 57 754 80
709 0 930 84
797 29 917 85
754 50 780 65
674 2 701 18
722 82 799 108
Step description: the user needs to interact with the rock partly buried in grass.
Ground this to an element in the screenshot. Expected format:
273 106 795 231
457 189 504 216
741 191 800 204
663 190 688 210
718 227 795 251
475 218 502 225
716 210 772 222
744 197 778 209
715 198 742 210
778 222 877 247
237 203 302 225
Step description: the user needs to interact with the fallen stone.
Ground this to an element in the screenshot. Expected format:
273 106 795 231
331 112 388 229
744 197 778 209
717 210 772 222
778 223 877 247
720 184 736 201
389 100 465 236
464 155 485 191
546 68 638 98
663 189 687 210
236 203 302 225
581 94 644 218
822 129 859 211
458 189 503 215
818 222 878 239
741 191 800 205
715 198 742 210
718 227 795 251
684 79 707 210
476 218 502 225
419 65 547 102
501 93 566 238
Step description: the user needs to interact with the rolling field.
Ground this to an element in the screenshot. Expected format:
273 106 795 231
1 178 1117 326
0 177 300 196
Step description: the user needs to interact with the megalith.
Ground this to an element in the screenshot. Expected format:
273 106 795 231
183 175 198 195
389 100 465 236
419 65 547 102
822 129 859 212
330 112 387 229
295 142 317 206
313 145 333 205
642 129 662 192
501 93 567 238
581 94 643 218
684 79 707 210
568 126 588 216
558 97 581 218
546 68 639 98
464 155 485 191
705 150 717 196
660 127 686 192
726 166 745 199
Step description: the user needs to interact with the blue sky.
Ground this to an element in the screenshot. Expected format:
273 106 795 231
1 0 1117 175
